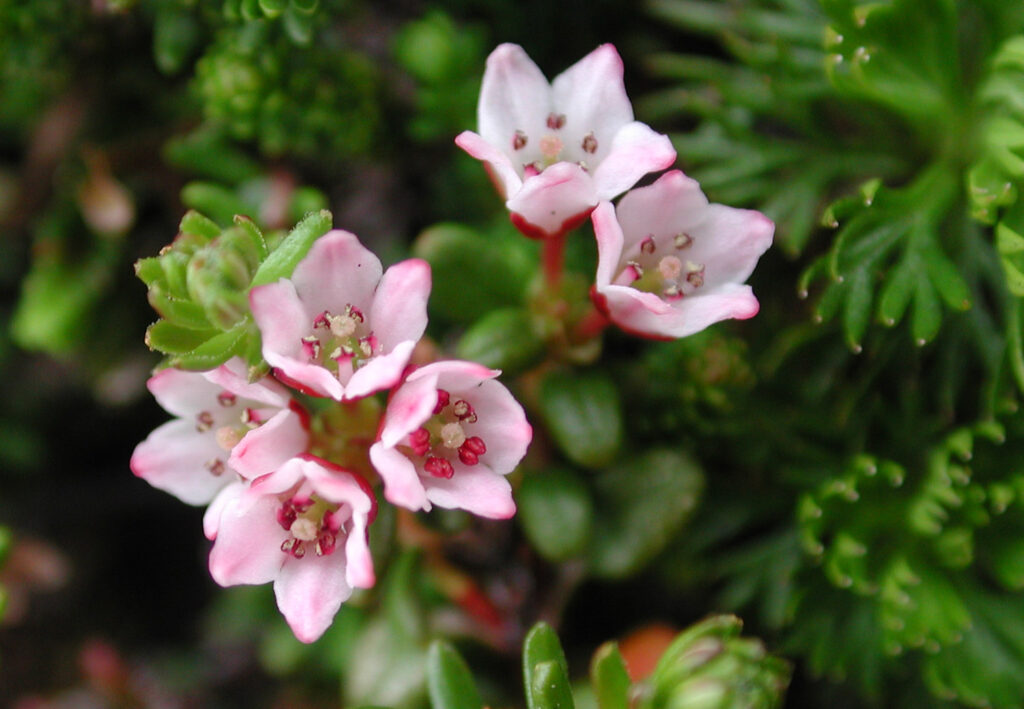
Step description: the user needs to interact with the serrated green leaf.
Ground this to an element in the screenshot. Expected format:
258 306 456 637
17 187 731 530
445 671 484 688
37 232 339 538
426 641 483 709
518 469 594 561
147 287 212 329
590 643 630 709
524 623 573 709
250 210 332 287
538 371 622 468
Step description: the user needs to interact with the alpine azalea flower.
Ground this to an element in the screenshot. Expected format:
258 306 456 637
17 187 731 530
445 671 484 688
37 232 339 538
455 43 676 240
205 455 376 643
249 229 431 401
591 170 774 340
370 361 532 519
130 358 310 505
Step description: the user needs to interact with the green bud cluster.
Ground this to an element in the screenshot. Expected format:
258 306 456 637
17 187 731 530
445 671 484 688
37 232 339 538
193 22 378 158
636 615 790 709
136 208 331 370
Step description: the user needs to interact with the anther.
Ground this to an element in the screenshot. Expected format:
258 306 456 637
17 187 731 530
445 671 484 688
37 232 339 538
640 236 656 255
277 502 297 530
205 458 226 476
627 261 644 278
546 113 566 130
241 408 261 426
463 436 487 455
217 392 237 407
458 447 479 465
424 456 455 479
452 399 477 422
358 337 374 358
686 262 705 288
582 132 598 154
674 232 693 249
512 130 528 150
301 335 321 360
195 411 214 432
313 311 331 329
409 428 431 456
281 538 305 558
315 531 337 556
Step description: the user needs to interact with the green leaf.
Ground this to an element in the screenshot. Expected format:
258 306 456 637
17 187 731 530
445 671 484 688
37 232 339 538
912 271 942 345
181 182 254 226
842 266 872 351
145 320 220 355
589 449 704 578
456 308 545 374
258 0 287 17
518 469 594 561
590 643 631 709
538 370 622 468
413 223 532 324
877 258 916 326
250 210 332 287
168 319 251 370
152 5 200 75
921 242 971 311
426 641 483 709
524 623 574 709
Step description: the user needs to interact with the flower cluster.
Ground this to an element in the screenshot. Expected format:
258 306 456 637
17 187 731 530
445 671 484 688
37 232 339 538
457 43 773 340
133 230 530 642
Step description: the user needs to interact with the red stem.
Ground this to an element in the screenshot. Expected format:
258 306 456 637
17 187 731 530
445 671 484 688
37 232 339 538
542 231 568 292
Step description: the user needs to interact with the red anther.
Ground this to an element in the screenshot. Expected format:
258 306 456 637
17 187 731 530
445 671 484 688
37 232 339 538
458 446 479 466
409 428 431 456
425 456 455 479
241 408 262 425
546 112 566 130
462 436 487 455
512 130 528 150
301 336 321 360
453 399 475 421
640 236 656 255
313 311 331 329
291 497 313 512
434 389 451 414
582 132 598 154
195 411 214 432
205 458 226 476
217 392 237 407
315 531 337 556
281 538 305 558
277 503 297 530
347 305 365 323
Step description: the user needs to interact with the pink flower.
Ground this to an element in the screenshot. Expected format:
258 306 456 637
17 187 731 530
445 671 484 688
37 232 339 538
249 230 431 401
206 455 376 643
130 358 310 505
591 170 774 340
370 361 532 519
455 43 676 240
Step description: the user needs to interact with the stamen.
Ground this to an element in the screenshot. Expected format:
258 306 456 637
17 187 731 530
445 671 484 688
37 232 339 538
434 389 451 415
205 458 226 476
358 336 375 358
674 232 694 249
686 262 705 288
217 392 237 407
301 335 321 360
640 236 656 255
195 411 214 432
441 422 467 449
452 399 477 423
315 531 337 556
424 456 455 479
627 260 644 278
458 447 479 465
409 428 431 456
546 113 566 130
512 130 528 150
277 502 297 530
215 426 243 451
582 132 598 154
462 436 487 455
313 311 331 329
241 408 261 426
281 538 305 558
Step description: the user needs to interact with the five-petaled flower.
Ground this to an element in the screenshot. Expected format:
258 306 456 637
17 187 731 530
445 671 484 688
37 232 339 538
130 357 310 505
370 361 532 519
250 229 431 401
591 170 774 340
205 455 376 643
456 43 676 240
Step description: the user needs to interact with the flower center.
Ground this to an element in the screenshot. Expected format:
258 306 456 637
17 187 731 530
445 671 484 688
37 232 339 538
402 388 488 479
511 113 599 176
301 305 378 382
197 393 265 477
277 494 345 558
621 232 703 300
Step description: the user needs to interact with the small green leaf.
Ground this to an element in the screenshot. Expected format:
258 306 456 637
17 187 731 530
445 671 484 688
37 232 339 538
538 370 622 468
456 308 545 374
145 320 220 355
842 267 872 351
168 320 251 370
877 258 915 326
518 469 593 561
590 642 631 709
413 223 533 324
153 5 200 75
524 623 574 709
922 243 971 311
912 272 942 345
426 641 483 709
258 0 287 17
589 449 704 578
250 210 332 287
147 288 212 329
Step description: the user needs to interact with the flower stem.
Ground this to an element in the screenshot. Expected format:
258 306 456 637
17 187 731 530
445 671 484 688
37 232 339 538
542 232 568 292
